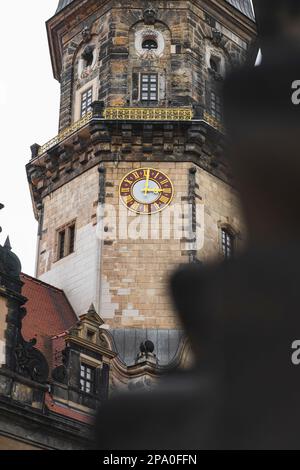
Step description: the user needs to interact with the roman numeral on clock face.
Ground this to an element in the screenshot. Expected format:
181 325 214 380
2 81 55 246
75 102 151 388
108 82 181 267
131 202 140 211
159 195 169 204
120 168 174 214
126 195 134 204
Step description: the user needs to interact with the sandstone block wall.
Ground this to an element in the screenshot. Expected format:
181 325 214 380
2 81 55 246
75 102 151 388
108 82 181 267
38 162 243 325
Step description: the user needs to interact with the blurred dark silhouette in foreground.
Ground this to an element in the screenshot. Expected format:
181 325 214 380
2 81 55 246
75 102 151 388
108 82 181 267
253 0 300 61
95 10 300 451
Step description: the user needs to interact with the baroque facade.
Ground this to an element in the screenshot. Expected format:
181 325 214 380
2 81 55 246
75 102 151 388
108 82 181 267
0 0 256 449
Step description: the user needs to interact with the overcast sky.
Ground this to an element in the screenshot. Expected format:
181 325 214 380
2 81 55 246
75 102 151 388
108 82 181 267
0 1 59 274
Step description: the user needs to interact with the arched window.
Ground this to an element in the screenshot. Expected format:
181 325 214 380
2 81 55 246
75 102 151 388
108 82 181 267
142 38 158 50
221 228 235 259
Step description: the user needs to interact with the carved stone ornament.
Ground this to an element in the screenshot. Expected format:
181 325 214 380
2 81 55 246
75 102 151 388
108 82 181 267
99 333 108 349
136 340 158 365
82 26 92 43
135 29 165 58
15 337 49 384
212 29 223 46
143 6 157 25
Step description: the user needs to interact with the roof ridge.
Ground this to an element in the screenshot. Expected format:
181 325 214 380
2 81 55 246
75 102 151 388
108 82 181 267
20 272 67 294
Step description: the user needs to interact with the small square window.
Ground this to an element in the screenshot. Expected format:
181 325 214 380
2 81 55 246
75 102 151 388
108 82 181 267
80 364 95 394
87 330 95 342
69 224 76 254
140 74 158 103
58 230 65 260
211 91 223 122
56 222 76 260
210 57 221 73
81 87 93 118
221 228 235 260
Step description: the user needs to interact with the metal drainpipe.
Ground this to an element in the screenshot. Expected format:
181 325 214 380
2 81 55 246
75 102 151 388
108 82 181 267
34 203 44 277
95 165 106 314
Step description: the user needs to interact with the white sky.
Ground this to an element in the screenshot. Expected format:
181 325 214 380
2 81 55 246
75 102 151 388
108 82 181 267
0 1 59 275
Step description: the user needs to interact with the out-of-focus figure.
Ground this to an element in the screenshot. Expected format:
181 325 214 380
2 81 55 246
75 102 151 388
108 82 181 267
253 0 300 60
95 5 300 449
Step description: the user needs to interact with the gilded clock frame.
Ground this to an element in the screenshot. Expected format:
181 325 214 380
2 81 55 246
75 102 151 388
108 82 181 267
119 167 175 215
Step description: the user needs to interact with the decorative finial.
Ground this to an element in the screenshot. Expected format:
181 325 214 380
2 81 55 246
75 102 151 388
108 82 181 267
87 303 97 315
136 340 158 365
4 236 12 251
140 340 155 354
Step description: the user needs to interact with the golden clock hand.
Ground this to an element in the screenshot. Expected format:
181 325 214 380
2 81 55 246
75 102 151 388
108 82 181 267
143 169 150 195
145 188 163 194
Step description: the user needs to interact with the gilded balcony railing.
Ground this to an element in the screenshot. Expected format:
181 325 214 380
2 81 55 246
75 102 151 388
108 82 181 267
103 107 193 121
35 107 223 158
36 107 194 157
38 112 93 156
203 111 225 133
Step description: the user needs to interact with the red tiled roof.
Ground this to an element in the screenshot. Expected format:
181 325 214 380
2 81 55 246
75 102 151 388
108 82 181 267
20 274 94 426
21 273 78 370
45 393 93 425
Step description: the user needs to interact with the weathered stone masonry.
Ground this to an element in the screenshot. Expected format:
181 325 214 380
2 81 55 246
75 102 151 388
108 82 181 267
28 0 256 353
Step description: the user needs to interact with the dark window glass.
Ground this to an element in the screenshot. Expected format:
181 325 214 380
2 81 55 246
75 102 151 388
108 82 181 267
85 51 94 67
81 87 93 117
211 91 222 122
82 45 94 67
87 330 95 342
142 39 158 50
80 364 95 394
141 74 158 102
58 230 65 260
57 222 76 260
69 224 76 254
221 228 234 260
210 57 219 72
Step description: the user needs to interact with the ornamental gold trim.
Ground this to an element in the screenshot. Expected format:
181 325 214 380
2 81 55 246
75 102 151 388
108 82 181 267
119 167 175 215
104 107 193 121
203 111 225 133
38 112 93 156
36 107 193 158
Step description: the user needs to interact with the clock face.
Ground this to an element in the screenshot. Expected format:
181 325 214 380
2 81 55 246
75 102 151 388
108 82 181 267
119 168 174 214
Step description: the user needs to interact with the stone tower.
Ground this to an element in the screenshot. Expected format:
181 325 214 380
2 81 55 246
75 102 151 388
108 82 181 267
27 0 256 367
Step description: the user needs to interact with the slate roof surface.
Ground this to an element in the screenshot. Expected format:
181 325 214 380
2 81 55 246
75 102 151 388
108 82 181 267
111 328 185 366
56 0 255 20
